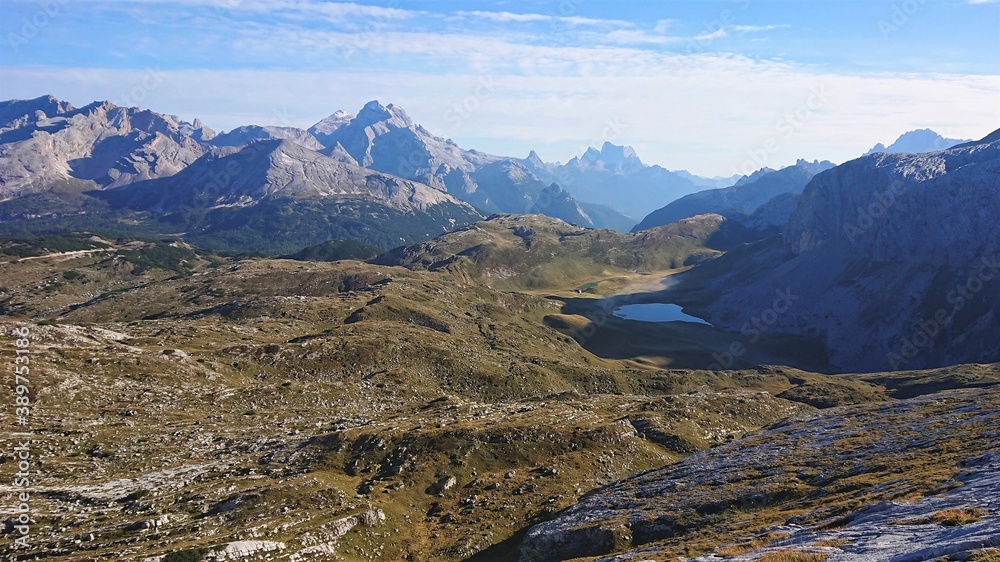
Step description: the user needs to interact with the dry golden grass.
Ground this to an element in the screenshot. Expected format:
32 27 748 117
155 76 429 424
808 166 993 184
896 507 988 527
928 507 987 526
715 532 792 556
968 548 1000 562
756 550 828 562
715 539 770 557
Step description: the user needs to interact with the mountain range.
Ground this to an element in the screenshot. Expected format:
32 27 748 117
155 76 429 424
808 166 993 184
2 95 737 249
863 128 971 156
632 159 835 232
2 92 999 562
670 128 1000 372
522 141 715 221
4 94 977 257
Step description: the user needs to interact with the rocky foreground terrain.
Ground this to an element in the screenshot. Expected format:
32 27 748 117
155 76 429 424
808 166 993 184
0 229 997 561
520 382 1000 561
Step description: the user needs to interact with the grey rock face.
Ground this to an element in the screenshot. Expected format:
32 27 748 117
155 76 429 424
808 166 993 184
740 192 801 232
0 97 211 197
319 100 499 180
107 139 481 215
212 125 324 151
692 135 1000 371
308 109 354 147
0 94 74 131
307 100 630 229
519 389 1000 561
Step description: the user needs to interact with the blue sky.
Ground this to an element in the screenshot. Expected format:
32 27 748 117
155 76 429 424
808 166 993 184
1 0 998 175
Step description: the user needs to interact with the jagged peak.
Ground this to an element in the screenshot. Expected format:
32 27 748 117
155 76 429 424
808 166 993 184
74 100 117 114
356 100 413 128
600 141 640 165
581 147 601 162
524 150 545 167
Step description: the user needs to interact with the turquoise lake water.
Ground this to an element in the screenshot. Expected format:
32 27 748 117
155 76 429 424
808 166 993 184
612 303 712 326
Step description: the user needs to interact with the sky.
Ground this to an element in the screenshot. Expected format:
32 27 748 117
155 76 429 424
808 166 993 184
1 0 998 176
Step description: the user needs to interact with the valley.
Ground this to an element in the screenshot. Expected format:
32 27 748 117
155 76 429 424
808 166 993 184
1 218 997 560
0 94 997 561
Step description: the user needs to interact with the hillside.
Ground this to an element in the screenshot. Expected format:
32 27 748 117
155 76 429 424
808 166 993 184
520 377 1000 561
0 232 917 562
667 130 1000 372
633 161 833 232
373 213 749 291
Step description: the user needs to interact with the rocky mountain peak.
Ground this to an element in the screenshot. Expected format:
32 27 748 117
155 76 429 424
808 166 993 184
0 94 76 130
356 100 412 128
213 125 323 151
600 141 640 165
310 109 353 132
580 147 602 163
524 150 544 167
863 128 971 156
734 166 776 186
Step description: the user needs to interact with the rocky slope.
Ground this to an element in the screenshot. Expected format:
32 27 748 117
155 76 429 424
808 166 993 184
671 130 1000 372
307 109 354 147
632 160 833 232
0 97 213 197
313 102 633 230
94 140 485 252
105 139 474 214
210 125 324 151
519 377 1000 561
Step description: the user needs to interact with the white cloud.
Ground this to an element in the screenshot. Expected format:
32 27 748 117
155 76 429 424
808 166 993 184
453 10 631 28
694 28 728 42
454 11 551 23
74 0 417 21
654 19 679 33
603 29 682 46
693 24 786 43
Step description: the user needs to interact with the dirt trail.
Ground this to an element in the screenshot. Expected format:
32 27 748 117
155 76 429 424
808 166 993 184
0 248 110 265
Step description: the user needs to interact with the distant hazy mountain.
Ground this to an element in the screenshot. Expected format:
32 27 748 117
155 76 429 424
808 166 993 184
863 128 971 156
310 100 633 230
522 142 703 220
673 169 743 189
0 96 213 196
211 125 324 151
681 129 1000 372
632 160 834 232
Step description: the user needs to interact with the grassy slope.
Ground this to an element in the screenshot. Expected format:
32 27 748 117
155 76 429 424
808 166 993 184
372 213 744 292
1 231 995 561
